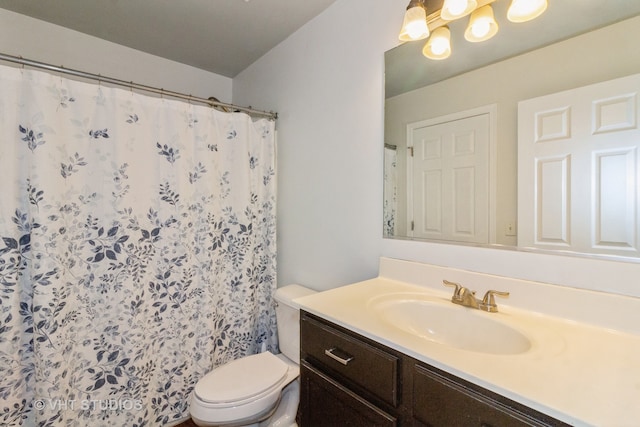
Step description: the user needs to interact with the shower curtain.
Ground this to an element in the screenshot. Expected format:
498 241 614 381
0 64 277 426
383 145 397 237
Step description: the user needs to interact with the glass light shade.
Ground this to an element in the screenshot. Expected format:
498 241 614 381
464 5 499 42
507 0 547 23
441 0 478 20
399 5 430 41
423 26 451 60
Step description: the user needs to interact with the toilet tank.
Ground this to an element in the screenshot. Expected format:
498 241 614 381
274 284 316 363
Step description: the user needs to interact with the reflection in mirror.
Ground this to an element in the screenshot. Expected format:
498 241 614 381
384 1 640 262
517 73 640 259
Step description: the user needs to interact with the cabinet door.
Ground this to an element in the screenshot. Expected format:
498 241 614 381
413 365 559 427
300 361 397 427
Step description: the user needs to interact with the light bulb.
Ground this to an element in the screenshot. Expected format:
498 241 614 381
507 0 547 23
464 5 498 42
423 26 451 60
441 0 477 20
471 20 490 38
407 21 427 39
447 0 466 16
431 38 449 55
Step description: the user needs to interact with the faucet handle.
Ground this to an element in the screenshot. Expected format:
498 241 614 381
443 280 462 296
480 290 510 312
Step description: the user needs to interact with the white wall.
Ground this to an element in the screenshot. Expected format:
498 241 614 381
0 9 232 102
234 0 400 289
234 0 640 297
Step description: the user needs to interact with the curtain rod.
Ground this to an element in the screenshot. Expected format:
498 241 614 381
0 52 277 120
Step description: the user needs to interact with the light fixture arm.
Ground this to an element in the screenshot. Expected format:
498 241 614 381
405 0 426 10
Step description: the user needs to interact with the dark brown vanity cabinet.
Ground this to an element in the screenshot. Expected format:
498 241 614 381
300 311 569 427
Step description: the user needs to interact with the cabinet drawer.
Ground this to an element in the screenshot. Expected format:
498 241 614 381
300 361 397 427
301 313 399 407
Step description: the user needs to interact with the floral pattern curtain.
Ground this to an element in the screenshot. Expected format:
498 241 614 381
383 145 397 237
0 64 277 426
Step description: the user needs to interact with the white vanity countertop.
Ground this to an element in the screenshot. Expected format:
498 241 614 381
295 276 640 427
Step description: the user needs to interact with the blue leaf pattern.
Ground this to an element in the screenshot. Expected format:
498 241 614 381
189 162 207 184
19 125 46 151
89 128 109 139
60 152 87 178
0 65 277 426
156 142 180 164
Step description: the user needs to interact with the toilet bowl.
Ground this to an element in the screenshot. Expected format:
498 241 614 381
190 284 316 427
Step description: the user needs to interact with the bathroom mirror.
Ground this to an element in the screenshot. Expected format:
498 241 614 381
384 0 640 261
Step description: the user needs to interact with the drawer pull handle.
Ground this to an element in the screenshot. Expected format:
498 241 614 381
324 347 354 366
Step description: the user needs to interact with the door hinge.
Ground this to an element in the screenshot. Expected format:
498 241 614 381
409 146 414 157
411 220 414 231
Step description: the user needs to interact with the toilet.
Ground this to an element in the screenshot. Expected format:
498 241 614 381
190 284 316 427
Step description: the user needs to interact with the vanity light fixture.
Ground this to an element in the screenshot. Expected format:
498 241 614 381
399 0 548 59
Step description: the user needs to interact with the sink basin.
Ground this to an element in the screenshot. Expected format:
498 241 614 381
369 294 531 355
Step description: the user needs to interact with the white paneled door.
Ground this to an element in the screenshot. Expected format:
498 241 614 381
518 73 640 258
407 111 490 243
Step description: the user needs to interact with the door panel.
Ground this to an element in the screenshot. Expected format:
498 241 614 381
518 73 640 257
408 113 490 244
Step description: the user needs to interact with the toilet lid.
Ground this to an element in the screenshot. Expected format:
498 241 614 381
195 352 288 404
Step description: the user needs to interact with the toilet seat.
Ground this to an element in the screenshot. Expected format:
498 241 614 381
194 352 289 407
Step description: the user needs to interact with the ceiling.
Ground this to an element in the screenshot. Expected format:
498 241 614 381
0 0 337 78
4 0 639 87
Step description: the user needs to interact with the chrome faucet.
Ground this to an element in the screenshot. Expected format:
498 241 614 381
443 280 509 313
